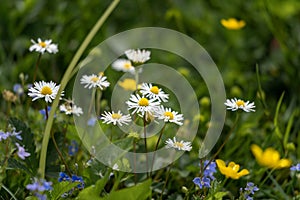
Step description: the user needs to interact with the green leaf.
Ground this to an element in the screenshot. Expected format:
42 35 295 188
273 92 285 139
101 179 152 200
77 171 111 200
50 181 79 200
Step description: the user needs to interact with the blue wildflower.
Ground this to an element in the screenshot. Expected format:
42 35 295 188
68 140 79 156
26 178 52 200
72 175 85 189
87 117 97 126
0 131 10 141
10 129 22 140
13 83 24 96
193 177 211 189
15 143 30 160
203 160 217 180
290 163 300 172
240 182 259 200
58 172 71 182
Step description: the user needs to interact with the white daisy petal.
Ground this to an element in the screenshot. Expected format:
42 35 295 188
100 110 131 126
224 98 255 112
80 74 110 90
59 99 83 116
125 49 151 64
140 83 169 102
28 81 63 103
126 94 160 116
165 137 192 151
29 38 58 54
112 59 135 74
155 106 184 126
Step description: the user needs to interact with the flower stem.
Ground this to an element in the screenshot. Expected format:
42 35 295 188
33 53 42 82
38 0 120 179
160 162 173 200
51 131 72 177
143 115 149 178
203 114 240 175
150 124 166 176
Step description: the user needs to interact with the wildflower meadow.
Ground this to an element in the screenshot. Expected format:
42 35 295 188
1 1 300 199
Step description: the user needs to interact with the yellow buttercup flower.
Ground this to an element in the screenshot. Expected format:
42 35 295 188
221 18 246 30
250 144 291 169
216 159 249 179
118 79 137 91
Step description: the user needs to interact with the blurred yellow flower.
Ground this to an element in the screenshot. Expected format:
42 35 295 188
251 144 291 169
221 18 246 30
216 159 249 179
118 79 137 91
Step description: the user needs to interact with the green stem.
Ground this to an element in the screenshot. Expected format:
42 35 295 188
33 53 42 82
143 115 149 178
160 163 173 200
150 124 166 176
38 0 120 179
0 184 18 200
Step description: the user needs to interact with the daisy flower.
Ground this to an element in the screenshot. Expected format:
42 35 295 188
125 49 151 64
59 100 83 116
165 137 192 151
140 83 169 102
155 106 184 125
126 94 160 116
29 38 58 54
80 74 110 90
224 98 255 112
111 59 135 74
100 110 131 126
28 81 63 103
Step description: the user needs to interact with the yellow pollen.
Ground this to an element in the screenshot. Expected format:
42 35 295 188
236 100 245 107
111 113 121 119
150 86 159 94
124 62 132 69
39 41 47 48
41 86 53 95
164 111 174 120
91 77 99 82
138 98 149 106
175 142 184 148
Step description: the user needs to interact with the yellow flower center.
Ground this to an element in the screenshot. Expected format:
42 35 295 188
39 41 47 48
174 142 184 149
41 86 53 95
164 111 174 120
111 113 122 119
138 98 149 106
236 100 245 107
124 62 132 69
150 86 159 94
91 77 99 82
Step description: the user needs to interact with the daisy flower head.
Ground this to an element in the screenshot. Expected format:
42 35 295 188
80 74 110 90
126 94 160 116
100 110 131 126
59 100 83 116
155 106 184 126
140 83 169 102
224 98 255 112
29 38 58 54
112 59 135 74
125 49 151 64
165 137 192 151
28 81 63 103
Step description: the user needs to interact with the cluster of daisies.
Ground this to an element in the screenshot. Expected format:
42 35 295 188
28 39 84 117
